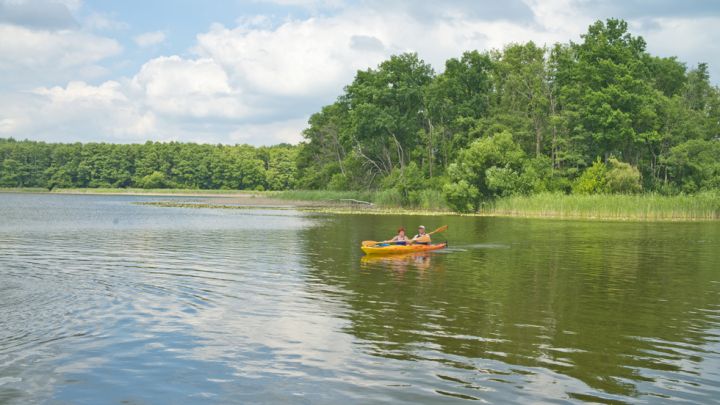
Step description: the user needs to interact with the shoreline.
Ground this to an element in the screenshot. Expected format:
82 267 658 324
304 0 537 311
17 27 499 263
2 188 718 222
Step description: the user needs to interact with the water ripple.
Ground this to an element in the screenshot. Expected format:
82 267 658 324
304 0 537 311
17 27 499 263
1 195 719 404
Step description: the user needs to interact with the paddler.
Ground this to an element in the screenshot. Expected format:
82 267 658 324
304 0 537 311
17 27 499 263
411 225 431 245
389 227 409 245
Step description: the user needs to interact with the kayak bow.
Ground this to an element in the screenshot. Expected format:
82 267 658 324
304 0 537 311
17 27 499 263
361 242 447 255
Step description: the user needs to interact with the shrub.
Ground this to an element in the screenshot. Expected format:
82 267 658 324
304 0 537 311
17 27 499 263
442 179 479 213
520 155 556 193
573 157 642 194
381 162 424 205
327 173 349 191
573 158 607 194
138 171 169 189
443 131 525 209
486 166 523 197
605 158 642 193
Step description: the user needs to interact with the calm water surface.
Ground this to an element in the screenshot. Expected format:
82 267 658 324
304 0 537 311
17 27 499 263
1 193 719 404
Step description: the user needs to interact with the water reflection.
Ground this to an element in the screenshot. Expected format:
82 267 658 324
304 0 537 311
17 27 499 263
360 252 435 273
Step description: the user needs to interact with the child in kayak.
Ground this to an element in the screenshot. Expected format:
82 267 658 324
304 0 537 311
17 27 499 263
412 225 431 245
389 227 409 245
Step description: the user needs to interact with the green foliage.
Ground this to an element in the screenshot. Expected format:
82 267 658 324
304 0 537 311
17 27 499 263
444 131 526 209
327 173 349 191
380 162 424 205
486 166 524 197
662 139 720 193
442 179 479 213
573 158 608 194
265 147 298 190
573 157 642 194
138 171 169 189
344 53 434 182
605 158 642 194
520 155 557 193
0 139 293 191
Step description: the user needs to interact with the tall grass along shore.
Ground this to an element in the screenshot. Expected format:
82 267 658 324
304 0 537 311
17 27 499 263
486 192 720 221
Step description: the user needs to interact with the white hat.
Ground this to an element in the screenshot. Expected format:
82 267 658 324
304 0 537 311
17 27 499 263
418 225 425 229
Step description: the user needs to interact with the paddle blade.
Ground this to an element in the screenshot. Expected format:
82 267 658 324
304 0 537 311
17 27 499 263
362 240 379 247
429 225 448 235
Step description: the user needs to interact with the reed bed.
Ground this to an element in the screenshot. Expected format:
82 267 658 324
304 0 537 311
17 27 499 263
487 192 720 221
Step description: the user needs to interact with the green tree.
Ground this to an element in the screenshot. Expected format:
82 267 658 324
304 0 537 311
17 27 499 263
345 53 434 180
555 19 661 165
265 146 297 190
662 139 720 192
443 131 525 211
492 42 550 157
424 50 494 168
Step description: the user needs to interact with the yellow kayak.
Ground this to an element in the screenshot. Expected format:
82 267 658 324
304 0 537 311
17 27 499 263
361 242 447 255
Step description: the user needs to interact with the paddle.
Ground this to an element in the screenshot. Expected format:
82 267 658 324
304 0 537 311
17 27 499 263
361 239 390 247
362 225 448 247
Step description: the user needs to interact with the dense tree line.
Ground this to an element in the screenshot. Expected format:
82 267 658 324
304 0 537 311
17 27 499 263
2 19 719 211
0 139 297 191
298 19 720 211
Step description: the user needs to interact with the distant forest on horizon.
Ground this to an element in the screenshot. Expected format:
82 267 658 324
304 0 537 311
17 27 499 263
1 19 719 212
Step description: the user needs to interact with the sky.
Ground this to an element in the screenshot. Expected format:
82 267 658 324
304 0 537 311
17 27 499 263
1 0 719 146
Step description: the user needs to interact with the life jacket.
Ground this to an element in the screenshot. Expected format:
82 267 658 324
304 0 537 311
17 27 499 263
413 233 430 244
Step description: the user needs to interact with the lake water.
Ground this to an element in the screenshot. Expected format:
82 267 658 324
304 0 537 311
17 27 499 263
1 193 719 404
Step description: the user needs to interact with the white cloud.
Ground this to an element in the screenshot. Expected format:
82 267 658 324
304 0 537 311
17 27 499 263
0 23 121 87
194 17 388 98
524 0 592 36
84 12 129 31
191 7 583 104
0 118 18 134
131 55 251 119
0 24 121 69
133 30 166 47
33 80 126 103
1 81 156 141
1 56 261 143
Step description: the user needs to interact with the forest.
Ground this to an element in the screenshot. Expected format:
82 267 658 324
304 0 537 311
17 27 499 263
1 19 719 212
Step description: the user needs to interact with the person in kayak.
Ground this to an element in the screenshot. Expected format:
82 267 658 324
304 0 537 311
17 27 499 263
389 227 409 245
412 225 431 245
